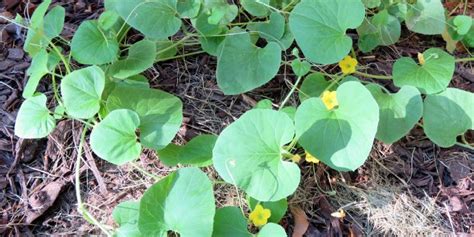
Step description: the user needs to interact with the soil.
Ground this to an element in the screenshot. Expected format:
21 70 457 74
1 0 473 236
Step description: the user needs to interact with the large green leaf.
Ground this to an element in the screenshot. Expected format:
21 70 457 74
405 0 445 35
242 0 270 17
367 84 423 144
289 0 365 64
61 66 105 119
90 109 142 165
213 109 300 201
423 88 474 147
392 48 454 94
109 40 156 79
139 168 215 237
213 207 251 237
158 134 217 167
216 30 281 95
14 94 55 139
107 86 183 150
248 197 287 223
357 10 401 52
258 223 286 237
113 201 142 237
114 0 181 39
295 81 379 171
71 20 119 65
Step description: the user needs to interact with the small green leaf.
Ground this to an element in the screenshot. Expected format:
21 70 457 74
298 73 331 101
423 88 474 147
158 134 217 167
217 30 281 94
23 0 52 56
207 3 238 25
213 207 251 237
363 0 381 8
98 11 120 31
405 0 445 35
213 109 300 201
200 35 226 56
255 99 273 109
113 201 142 237
247 12 285 42
53 105 65 119
61 66 105 119
248 197 288 223
14 94 55 139
448 15 473 40
392 48 455 94
106 86 183 150
242 0 270 17
291 59 311 77
258 223 286 237
289 0 365 64
156 40 179 61
109 40 156 79
366 84 423 144
90 109 142 165
23 49 49 98
139 168 215 236
462 22 474 48
295 81 379 171
177 0 201 18
71 20 119 65
43 6 65 39
357 10 401 52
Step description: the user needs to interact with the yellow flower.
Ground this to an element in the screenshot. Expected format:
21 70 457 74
249 204 271 227
338 55 358 74
291 154 301 163
331 209 346 219
321 90 338 110
417 52 425 65
305 151 320 164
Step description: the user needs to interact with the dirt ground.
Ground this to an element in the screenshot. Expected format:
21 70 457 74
1 0 473 236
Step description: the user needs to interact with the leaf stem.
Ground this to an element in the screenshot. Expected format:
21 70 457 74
49 42 71 74
130 162 161 181
354 71 392 80
157 50 205 62
279 76 302 109
455 57 474 62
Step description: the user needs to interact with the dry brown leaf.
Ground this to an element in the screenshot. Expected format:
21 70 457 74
290 205 309 237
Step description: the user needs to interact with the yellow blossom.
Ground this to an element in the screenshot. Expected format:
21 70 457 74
331 209 346 219
338 55 358 74
321 90 338 110
291 154 301 163
305 151 320 164
417 52 425 65
249 204 271 227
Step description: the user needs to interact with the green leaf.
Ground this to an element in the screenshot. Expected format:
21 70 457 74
217 30 281 94
258 223 286 237
423 88 474 148
213 109 300 201
139 168 215 237
392 48 455 94
98 11 120 31
295 81 379 171
213 207 251 237
106 86 183 150
248 197 288 223
156 40 179 61
289 0 365 64
448 15 473 40
281 106 296 120
53 105 65 119
158 134 217 167
113 201 142 237
255 99 273 109
363 0 381 8
291 59 311 77
113 0 181 39
298 72 331 101
177 0 201 18
43 5 65 39
357 10 401 52
61 66 105 119
366 84 423 144
90 109 142 165
14 93 55 139
200 35 226 56
71 20 119 65
405 0 445 35
207 2 238 25
23 49 49 98
247 12 285 42
109 40 156 79
23 0 52 56
242 0 270 17
462 22 474 48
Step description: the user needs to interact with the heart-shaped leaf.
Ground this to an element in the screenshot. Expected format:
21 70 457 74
242 0 270 17
393 48 455 94
71 20 119 65
247 12 285 43
107 86 183 150
423 88 474 147
109 40 156 79
217 30 281 94
14 93 55 139
23 0 51 56
258 223 286 237
158 134 217 167
298 73 331 101
112 201 141 237
291 59 311 77
448 15 473 40
357 10 401 52
213 207 251 237
43 5 65 39
295 81 379 171
213 109 300 201
462 23 474 48
90 109 142 165
113 0 181 39
405 0 445 35
61 66 105 119
139 168 215 236
366 84 423 144
289 0 365 64
248 197 288 223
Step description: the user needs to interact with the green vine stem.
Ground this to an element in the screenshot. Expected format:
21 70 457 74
353 71 392 80
455 57 474 63
279 76 302 108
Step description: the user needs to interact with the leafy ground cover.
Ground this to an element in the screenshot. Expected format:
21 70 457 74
0 0 473 236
